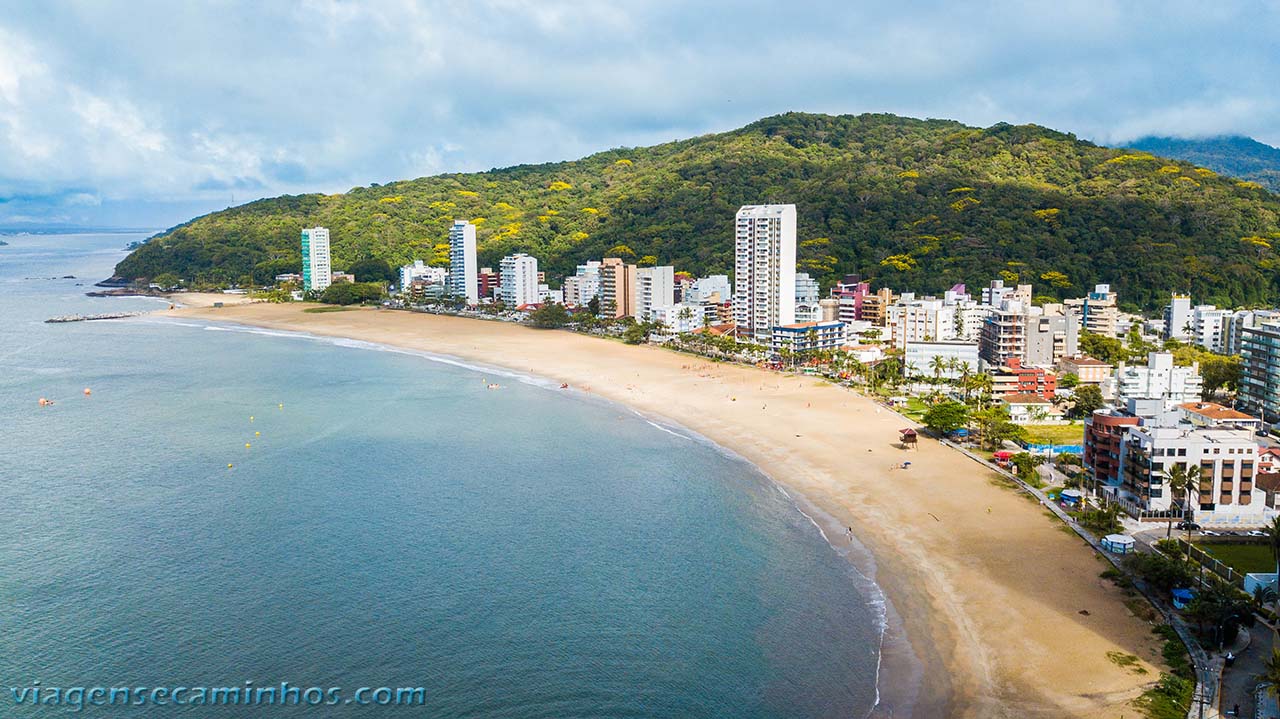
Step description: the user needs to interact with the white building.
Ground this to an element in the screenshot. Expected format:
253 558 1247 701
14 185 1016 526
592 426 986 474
652 303 709 333
499 253 540 307
1164 293 1193 340
1064 284 1120 337
981 279 1031 308
635 266 675 322
563 261 602 307
904 341 979 380
687 275 731 304
733 204 797 343
399 260 447 291
1228 309 1280 356
771 321 846 353
447 220 479 304
1121 424 1264 524
795 272 822 322
1190 305 1230 353
301 227 332 292
1113 351 1204 412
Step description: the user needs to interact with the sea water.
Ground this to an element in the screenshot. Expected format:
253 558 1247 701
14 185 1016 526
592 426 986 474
0 232 884 717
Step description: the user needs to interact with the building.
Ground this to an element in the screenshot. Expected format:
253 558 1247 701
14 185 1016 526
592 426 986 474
904 341 979 380
1190 305 1230 353
990 358 1057 399
300 227 332 292
634 266 675 322
1178 402 1263 432
1003 394 1058 424
1058 356 1113 386
477 267 500 300
687 275 731 305
770 321 846 353
733 204 797 343
886 287 986 350
447 220 479 304
1120 424 1261 521
978 300 1078 369
1113 352 1204 412
652 303 709 333
330 271 355 284
1163 293 1193 340
1227 309 1280 355
1064 284 1120 337
980 279 1031 307
795 272 823 323
1084 410 1142 491
599 258 636 318
399 260 447 291
563 261 602 307
858 288 895 327
1240 321 1280 423
499 253 539 307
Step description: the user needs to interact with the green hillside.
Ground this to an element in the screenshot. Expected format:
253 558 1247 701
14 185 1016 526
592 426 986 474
1128 135 1280 193
115 112 1280 311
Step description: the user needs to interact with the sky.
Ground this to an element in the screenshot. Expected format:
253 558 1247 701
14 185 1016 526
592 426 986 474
2 0 1279 229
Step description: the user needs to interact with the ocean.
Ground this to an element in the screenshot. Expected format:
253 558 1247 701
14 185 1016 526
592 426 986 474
0 232 885 717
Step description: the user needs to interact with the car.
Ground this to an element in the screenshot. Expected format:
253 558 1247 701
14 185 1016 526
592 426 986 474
1248 530 1268 537
1176 521 1201 531
1201 529 1222 536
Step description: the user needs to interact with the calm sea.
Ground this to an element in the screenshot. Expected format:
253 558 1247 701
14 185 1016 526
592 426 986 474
0 232 884 717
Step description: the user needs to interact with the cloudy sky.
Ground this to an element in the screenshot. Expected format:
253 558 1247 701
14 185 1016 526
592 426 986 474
2 0 1278 228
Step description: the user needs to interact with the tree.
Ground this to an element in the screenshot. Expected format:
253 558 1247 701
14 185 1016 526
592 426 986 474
152 272 182 290
1058 372 1080 389
319 282 384 305
347 258 396 284
1079 332 1127 365
973 406 1027 450
1163 463 1197 538
1262 649 1280 698
1069 385 1105 419
527 303 571 328
1201 354 1242 398
923 401 970 434
1266 515 1280 581
929 355 947 382
587 295 601 316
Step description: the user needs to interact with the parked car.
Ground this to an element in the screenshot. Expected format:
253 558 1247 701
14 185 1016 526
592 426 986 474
1247 530 1268 537
1201 530 1222 537
1176 521 1201 531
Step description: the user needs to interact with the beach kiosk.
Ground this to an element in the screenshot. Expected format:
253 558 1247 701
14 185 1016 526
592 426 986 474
1101 534 1135 555
992 450 1014 468
1059 488 1083 508
1171 588 1195 610
899 428 918 450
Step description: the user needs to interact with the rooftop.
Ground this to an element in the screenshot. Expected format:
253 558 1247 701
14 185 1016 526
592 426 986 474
1064 355 1110 366
1004 393 1053 405
1178 402 1257 421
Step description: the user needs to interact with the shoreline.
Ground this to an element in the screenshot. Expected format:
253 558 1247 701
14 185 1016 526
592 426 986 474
164 303 1166 718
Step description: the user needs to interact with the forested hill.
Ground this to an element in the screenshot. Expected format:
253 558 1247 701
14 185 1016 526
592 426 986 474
116 112 1280 311
1127 135 1280 193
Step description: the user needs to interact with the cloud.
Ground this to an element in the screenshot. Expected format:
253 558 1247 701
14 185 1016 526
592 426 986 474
0 0 1278 226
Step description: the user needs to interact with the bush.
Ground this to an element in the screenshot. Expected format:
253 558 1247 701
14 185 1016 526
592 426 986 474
319 282 385 305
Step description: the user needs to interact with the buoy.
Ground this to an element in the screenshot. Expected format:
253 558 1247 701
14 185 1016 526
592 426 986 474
245 443 251 448
255 431 260 436
250 416 254 422
227 463 233 469
278 403 283 409
83 388 92 396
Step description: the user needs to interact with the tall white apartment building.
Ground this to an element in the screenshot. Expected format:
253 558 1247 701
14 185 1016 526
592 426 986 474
1120 424 1261 522
563 261 602 307
687 275 731 304
1191 305 1231 353
447 220 479 304
300 227 332 292
733 204 797 343
634 266 675 322
980 279 1031 308
499 253 539 307
1164 293 1193 340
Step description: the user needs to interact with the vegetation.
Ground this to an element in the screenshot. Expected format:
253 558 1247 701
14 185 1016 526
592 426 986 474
1067 385 1106 419
1125 551 1195 594
922 401 969 433
1128 135 1280 193
526 303 571 329
1132 673 1194 719
116 113 1280 311
1197 542 1276 574
318 282 385 305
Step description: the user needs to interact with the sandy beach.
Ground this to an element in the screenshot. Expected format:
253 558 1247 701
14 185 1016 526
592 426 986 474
174 302 1165 718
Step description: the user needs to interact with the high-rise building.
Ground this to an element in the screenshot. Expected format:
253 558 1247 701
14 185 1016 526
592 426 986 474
634 266 675 322
733 204 796 343
1112 351 1204 413
794 272 822 323
978 299 1078 368
599 257 636 318
563 261 603 307
1064 284 1120 337
1190 305 1230 353
1163 293 1193 340
1227 310 1280 356
499 253 539 307
1240 321 1280 423
300 227 332 293
447 220 479 304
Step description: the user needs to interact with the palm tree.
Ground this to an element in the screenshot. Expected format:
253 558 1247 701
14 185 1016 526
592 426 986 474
1262 648 1280 697
970 372 994 409
930 355 946 383
1266 515 1280 581
1164 463 1197 539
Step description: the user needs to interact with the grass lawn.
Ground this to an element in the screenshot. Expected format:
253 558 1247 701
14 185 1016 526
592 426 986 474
1196 543 1275 574
1023 423 1085 445
302 305 357 313
900 397 929 421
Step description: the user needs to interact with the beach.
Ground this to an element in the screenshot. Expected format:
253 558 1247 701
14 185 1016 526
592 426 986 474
177 302 1165 718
